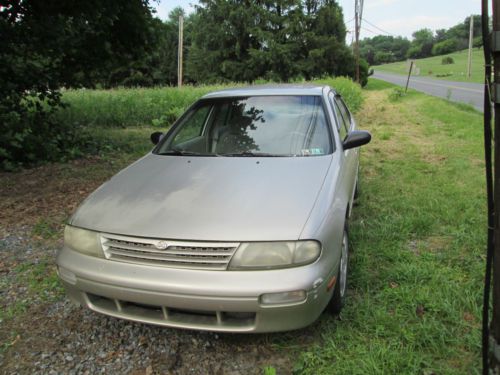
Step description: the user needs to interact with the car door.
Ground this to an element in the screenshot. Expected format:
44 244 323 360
336 95 359 205
328 92 358 211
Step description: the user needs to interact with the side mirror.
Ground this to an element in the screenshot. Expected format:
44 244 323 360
343 130 371 150
150 132 163 145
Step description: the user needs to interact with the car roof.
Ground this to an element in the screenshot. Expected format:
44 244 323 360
201 84 334 99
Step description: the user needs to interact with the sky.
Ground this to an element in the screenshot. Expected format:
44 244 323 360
154 0 481 40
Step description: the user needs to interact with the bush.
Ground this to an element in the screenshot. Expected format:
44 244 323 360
388 87 405 102
358 59 370 87
406 46 422 59
0 99 95 171
374 51 394 65
315 77 363 112
151 107 184 127
432 39 458 56
0 93 98 171
442 56 455 65
473 36 483 48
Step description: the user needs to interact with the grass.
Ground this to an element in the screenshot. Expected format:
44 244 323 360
292 78 485 373
0 257 63 356
0 260 63 322
373 48 485 83
263 366 277 375
14 261 63 300
57 85 226 128
32 218 60 240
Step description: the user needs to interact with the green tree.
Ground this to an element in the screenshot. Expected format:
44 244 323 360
300 0 350 79
252 0 303 81
187 0 362 83
360 35 410 65
187 0 263 83
0 0 155 169
432 38 459 56
407 28 434 58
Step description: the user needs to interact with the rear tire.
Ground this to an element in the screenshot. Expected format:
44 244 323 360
326 224 349 314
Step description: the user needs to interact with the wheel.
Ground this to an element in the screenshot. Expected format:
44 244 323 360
326 224 349 314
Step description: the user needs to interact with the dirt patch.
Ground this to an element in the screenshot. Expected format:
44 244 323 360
407 236 451 256
421 154 448 165
0 156 131 237
425 236 451 252
1 299 310 374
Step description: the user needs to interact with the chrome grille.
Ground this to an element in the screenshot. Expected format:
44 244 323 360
100 234 239 270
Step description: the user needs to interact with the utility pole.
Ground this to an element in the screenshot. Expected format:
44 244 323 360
354 0 364 84
467 15 474 79
491 0 500 371
177 15 184 88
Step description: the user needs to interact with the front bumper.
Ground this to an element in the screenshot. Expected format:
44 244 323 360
56 247 336 333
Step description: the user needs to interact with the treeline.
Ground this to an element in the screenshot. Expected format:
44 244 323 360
92 1 369 87
184 0 368 84
1 0 365 170
360 15 482 66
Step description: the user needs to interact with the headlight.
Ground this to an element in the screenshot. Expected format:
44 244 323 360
228 241 321 270
64 225 103 257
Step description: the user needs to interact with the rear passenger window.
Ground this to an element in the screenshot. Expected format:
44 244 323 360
338 98 351 122
328 92 344 140
329 94 348 140
334 97 351 133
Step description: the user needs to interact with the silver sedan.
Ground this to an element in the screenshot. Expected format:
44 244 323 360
56 85 371 333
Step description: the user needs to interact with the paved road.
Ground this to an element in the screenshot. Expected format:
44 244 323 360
373 71 484 112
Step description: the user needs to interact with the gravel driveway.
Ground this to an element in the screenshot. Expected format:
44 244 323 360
0 229 319 375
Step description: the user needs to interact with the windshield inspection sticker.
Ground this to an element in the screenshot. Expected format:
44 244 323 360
301 148 324 156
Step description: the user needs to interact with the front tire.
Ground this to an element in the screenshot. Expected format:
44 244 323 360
326 224 349 314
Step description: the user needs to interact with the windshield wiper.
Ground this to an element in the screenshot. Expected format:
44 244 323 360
219 151 285 157
157 149 214 156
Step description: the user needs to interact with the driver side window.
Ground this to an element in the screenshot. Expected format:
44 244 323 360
172 105 211 147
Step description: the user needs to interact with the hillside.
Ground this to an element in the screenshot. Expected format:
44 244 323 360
373 48 484 83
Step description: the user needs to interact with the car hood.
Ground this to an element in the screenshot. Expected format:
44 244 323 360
71 153 332 241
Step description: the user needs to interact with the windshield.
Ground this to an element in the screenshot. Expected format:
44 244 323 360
155 95 332 157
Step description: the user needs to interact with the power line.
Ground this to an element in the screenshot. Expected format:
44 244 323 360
363 18 397 36
361 26 378 35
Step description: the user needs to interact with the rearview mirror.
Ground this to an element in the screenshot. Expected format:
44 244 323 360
343 130 371 150
150 132 164 145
